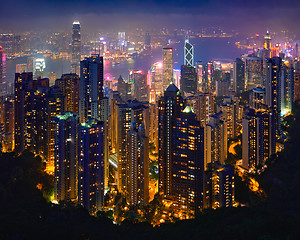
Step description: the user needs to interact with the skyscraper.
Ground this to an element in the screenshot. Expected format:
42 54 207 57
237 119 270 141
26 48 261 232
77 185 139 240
0 46 7 96
54 112 79 202
245 56 263 90
127 123 149 206
180 65 197 94
204 112 227 170
117 75 130 101
55 73 79 114
150 62 163 96
130 70 149 102
204 163 234 209
34 58 46 78
45 86 65 173
195 62 206 92
171 106 204 215
233 58 245 94
118 32 126 48
186 93 215 127
266 57 282 137
158 84 185 196
218 97 240 139
163 48 173 90
79 55 104 122
2 98 14 152
78 119 105 214
250 87 266 110
116 100 149 195
264 31 272 58
242 109 275 170
184 37 194 66
71 21 81 75
144 32 151 50
281 61 294 116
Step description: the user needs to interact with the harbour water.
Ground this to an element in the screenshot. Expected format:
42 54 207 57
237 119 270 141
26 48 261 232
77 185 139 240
5 36 246 84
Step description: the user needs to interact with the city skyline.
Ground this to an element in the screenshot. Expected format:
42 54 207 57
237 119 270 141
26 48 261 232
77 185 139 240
1 1 300 238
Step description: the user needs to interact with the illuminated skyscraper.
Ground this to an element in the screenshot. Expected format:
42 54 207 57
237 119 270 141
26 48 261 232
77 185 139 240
14 73 49 154
78 119 104 214
79 55 103 122
264 31 272 58
180 65 197 94
55 73 79 114
116 100 149 195
158 84 185 196
130 70 149 102
233 58 245 94
71 21 81 75
48 72 56 86
195 62 206 92
0 46 6 96
266 57 282 137
218 97 240 139
54 112 79 202
118 32 126 48
150 62 163 96
186 93 215 127
250 87 266 110
45 86 65 173
204 112 227 170
163 48 173 90
281 61 294 116
245 56 263 90
127 123 149 206
117 75 130 101
2 98 14 152
184 37 194 66
204 163 234 209
242 109 275 170
16 63 27 74
34 58 46 78
171 106 204 214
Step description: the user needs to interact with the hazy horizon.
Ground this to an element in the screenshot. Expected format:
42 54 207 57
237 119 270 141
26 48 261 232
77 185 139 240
1 0 300 34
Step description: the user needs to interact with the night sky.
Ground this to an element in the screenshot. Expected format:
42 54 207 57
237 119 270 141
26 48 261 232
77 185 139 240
1 0 300 32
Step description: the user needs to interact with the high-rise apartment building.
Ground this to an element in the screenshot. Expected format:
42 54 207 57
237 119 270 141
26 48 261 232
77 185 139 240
171 106 204 214
245 56 263 90
158 84 185 196
54 112 79 202
242 109 275 170
79 55 103 122
281 61 294 116
55 73 79 114
127 123 149 206
186 93 215 127
78 119 105 214
116 100 149 196
266 57 282 137
204 163 234 209
204 112 227 170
